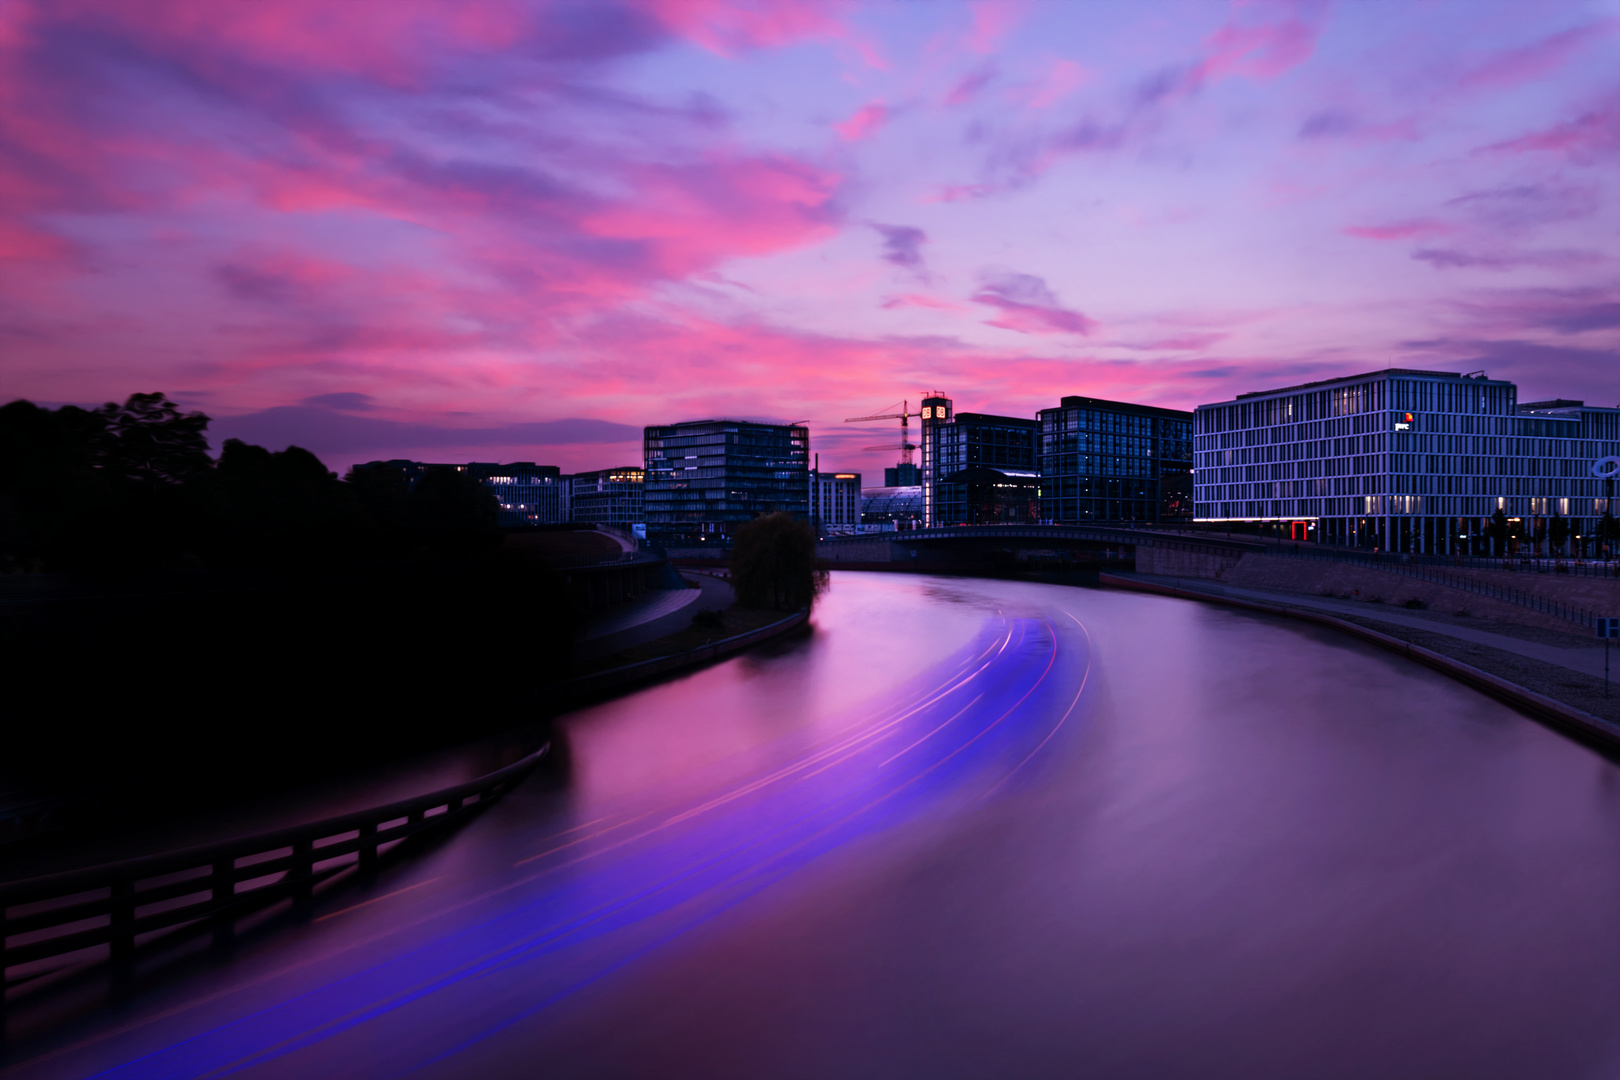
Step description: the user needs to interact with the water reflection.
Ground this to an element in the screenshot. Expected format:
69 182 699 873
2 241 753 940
9 573 1620 1080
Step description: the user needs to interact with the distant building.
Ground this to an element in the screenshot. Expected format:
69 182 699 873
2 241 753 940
643 419 810 546
861 486 922 530
1038 396 1194 524
465 463 568 526
919 395 1040 526
569 466 644 529
884 463 922 487
1192 368 1620 552
351 459 569 526
810 470 862 535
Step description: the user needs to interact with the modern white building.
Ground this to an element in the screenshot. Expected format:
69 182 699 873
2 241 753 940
1192 368 1620 553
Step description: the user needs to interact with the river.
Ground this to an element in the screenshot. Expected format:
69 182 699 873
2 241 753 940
7 572 1620 1079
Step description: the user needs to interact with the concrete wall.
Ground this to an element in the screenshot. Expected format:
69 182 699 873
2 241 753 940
1135 545 1243 580
1219 554 1598 635
818 537 902 563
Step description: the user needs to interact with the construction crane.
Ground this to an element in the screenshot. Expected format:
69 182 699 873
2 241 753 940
845 400 924 466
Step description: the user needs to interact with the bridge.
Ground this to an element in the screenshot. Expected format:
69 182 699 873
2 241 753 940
817 524 1262 577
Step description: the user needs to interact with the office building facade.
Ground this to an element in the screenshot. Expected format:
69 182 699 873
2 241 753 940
1192 368 1620 553
919 395 1040 526
1038 396 1194 524
568 466 644 529
809 470 862 535
466 463 568 526
643 419 810 546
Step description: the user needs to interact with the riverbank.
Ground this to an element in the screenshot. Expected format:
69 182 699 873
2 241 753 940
1102 571 1620 752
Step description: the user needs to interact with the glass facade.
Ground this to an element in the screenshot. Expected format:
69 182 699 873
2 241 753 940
1038 396 1194 524
643 419 809 546
465 463 568 526
1193 368 1620 553
568 466 644 528
920 398 1040 526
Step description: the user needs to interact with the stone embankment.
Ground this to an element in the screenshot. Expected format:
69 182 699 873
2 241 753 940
1141 549 1620 638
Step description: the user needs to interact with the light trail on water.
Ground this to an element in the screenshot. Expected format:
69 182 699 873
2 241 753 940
58 614 1091 1079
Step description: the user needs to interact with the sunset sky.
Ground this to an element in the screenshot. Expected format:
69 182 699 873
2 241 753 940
3 0 1616 476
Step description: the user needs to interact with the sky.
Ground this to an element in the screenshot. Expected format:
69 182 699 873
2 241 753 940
2 0 1617 477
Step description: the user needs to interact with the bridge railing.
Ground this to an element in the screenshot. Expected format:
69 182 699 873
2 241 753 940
1 744 547 999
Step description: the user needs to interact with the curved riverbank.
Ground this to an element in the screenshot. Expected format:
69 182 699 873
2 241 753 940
1101 571 1620 753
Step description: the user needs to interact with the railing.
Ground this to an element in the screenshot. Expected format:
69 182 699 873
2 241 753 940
1 744 547 1002
1265 547 1601 628
1254 542 1620 579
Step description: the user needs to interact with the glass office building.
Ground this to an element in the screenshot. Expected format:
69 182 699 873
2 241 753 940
568 466 644 529
1192 368 1620 552
643 419 809 546
465 463 568 526
919 395 1040 526
1038 396 1194 524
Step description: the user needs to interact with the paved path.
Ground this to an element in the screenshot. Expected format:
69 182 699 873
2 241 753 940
1124 572 1612 681
574 574 735 661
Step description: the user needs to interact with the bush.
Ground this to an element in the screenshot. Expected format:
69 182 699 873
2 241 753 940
729 513 827 611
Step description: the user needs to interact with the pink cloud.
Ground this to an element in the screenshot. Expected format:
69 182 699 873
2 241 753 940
834 102 888 142
881 293 966 311
945 65 997 106
1479 107 1619 161
1457 22 1616 92
967 2 1025 54
1342 220 1454 241
972 272 1096 336
1023 59 1090 109
925 183 996 203
643 0 858 57
1193 12 1320 86
1118 332 1231 352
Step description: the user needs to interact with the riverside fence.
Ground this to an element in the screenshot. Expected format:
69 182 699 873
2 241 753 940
1 743 547 1011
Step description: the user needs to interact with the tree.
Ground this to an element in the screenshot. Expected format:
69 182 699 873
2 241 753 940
1601 510 1620 558
730 513 827 611
91 392 212 488
410 466 499 542
1548 514 1570 556
1486 508 1510 557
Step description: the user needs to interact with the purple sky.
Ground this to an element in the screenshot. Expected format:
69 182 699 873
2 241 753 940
3 0 1616 476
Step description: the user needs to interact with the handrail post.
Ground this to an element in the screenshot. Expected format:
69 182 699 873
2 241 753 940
109 878 135 974
292 838 314 908
358 821 378 874
211 858 234 949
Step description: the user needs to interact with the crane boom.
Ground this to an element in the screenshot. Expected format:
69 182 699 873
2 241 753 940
845 398 927 467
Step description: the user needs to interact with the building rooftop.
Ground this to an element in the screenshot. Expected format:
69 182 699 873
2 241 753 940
1053 395 1193 418
1218 367 1502 404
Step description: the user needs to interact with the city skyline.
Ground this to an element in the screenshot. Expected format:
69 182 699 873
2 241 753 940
3 0 1616 476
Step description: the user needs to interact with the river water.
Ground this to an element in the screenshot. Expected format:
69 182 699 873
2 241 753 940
8 572 1620 1079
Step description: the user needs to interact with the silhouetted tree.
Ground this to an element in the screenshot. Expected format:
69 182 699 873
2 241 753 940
91 392 212 488
410 466 499 544
1486 508 1511 556
1600 510 1619 557
1548 514 1570 556
345 461 413 535
730 513 826 611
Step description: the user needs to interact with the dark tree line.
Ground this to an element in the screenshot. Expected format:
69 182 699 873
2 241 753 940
0 395 580 802
0 394 513 574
